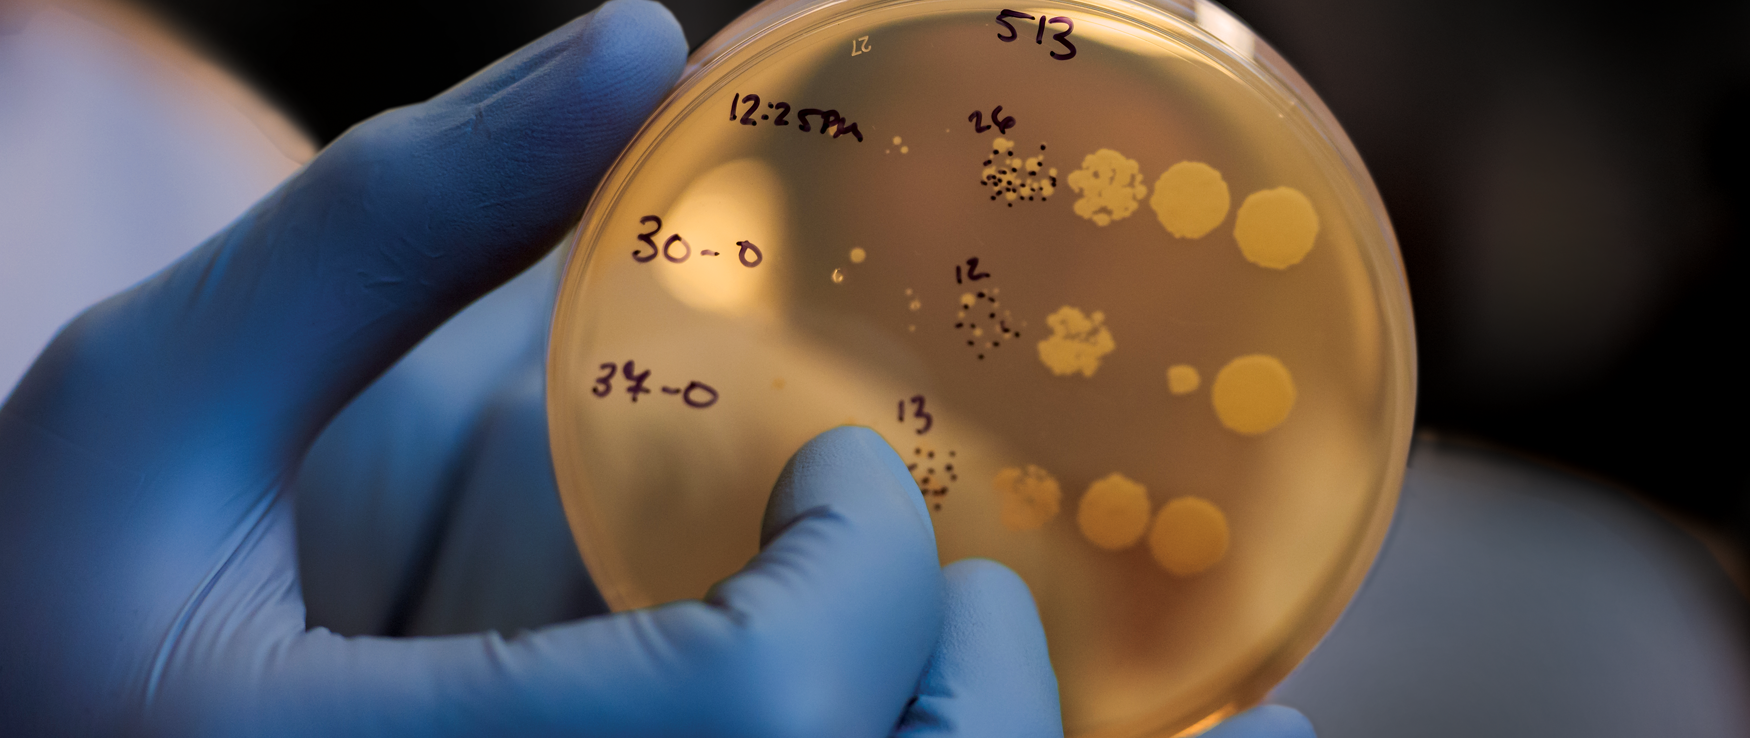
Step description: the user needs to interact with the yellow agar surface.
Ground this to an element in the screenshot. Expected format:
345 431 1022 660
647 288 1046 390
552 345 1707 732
1078 472 1152 550
1037 306 1115 377
1167 364 1201 394
1211 354 1297 434
1067 148 1148 225
1150 162 1230 238
1234 187 1319 269
546 3 1416 736
1149 497 1231 576
993 464 1064 531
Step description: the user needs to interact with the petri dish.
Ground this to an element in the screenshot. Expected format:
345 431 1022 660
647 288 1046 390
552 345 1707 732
547 0 1416 735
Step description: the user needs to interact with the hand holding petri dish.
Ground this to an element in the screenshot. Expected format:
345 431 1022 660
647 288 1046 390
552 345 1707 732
547 1 1416 734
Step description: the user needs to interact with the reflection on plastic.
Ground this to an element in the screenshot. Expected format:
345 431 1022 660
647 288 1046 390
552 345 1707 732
654 158 784 315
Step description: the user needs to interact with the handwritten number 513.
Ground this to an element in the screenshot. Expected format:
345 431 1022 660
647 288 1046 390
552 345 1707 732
994 9 1075 60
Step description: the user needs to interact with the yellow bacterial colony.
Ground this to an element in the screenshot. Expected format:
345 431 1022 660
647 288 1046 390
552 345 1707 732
1077 473 1153 550
1150 162 1231 238
1234 187 1319 269
993 464 1064 531
1149 497 1230 576
1036 306 1116 377
1067 148 1148 225
1003 461 1231 577
1211 354 1298 434
1167 364 1201 395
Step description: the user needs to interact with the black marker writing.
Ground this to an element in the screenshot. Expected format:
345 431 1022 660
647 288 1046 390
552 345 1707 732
955 257 991 284
897 394 934 435
592 360 719 408
730 93 862 142
994 10 1075 60
968 105 1016 134
631 215 762 267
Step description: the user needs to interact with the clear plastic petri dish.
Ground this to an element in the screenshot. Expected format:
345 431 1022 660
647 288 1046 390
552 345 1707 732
547 1 1416 734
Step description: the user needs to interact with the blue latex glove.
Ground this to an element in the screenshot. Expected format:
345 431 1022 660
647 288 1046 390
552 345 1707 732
0 0 1314 734
0 1 1039 733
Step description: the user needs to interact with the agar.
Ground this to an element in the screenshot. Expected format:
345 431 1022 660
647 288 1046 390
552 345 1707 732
547 2 1414 735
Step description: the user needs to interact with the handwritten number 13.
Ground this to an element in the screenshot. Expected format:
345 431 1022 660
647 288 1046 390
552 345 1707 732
898 395 934 435
995 9 1075 60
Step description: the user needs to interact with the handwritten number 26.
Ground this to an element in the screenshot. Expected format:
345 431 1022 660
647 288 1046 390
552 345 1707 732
969 106 1015 134
994 9 1075 61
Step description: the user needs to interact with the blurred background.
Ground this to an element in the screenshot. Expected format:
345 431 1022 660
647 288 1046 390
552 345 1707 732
128 0 1747 567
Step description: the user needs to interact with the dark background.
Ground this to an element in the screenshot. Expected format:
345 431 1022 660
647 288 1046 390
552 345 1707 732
133 0 1748 557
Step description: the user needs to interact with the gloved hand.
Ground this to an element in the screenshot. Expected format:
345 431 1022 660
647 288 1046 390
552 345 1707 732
0 1 1037 733
0 0 1314 734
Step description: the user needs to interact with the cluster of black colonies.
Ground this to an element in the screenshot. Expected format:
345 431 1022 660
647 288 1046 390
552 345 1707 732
980 143 1053 207
908 447 957 511
955 291 1019 360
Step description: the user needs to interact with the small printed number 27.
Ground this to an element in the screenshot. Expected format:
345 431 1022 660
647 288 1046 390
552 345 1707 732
995 9 1075 60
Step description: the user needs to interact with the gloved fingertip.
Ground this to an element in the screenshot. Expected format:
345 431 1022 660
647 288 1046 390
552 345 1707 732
1200 705 1316 738
761 426 930 546
843 425 935 527
942 558 1036 616
587 0 688 68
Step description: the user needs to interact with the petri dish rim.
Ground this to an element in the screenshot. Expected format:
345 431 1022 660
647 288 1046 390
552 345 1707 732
548 1 1418 734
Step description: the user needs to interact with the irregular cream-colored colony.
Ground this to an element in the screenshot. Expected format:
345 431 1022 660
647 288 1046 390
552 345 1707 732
1148 496 1230 576
1150 161 1230 238
992 465 1063 531
1067 148 1147 226
1211 354 1296 435
1234 187 1319 269
1078 473 1151 550
1036 306 1116 378
1166 364 1201 395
